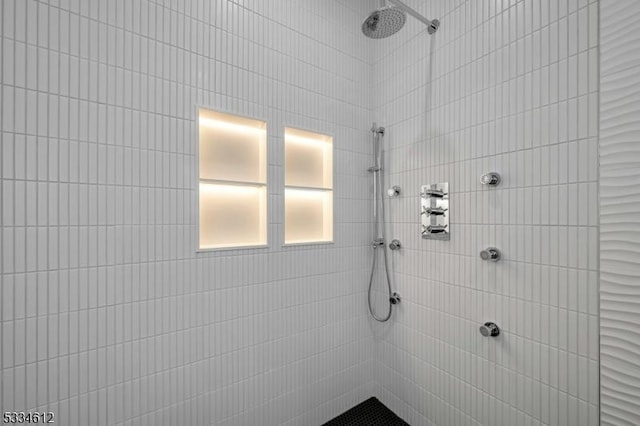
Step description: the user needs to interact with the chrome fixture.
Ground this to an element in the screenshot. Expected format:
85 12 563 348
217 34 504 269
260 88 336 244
367 123 400 323
421 182 450 240
480 247 501 262
422 206 447 216
480 172 501 186
362 0 440 39
422 224 447 235
372 238 385 248
387 186 401 197
421 187 446 198
479 322 500 337
389 239 401 250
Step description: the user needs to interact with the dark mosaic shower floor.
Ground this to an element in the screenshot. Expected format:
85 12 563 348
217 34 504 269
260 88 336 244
323 397 409 426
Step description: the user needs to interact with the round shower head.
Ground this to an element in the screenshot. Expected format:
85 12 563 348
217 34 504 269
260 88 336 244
361 6 406 39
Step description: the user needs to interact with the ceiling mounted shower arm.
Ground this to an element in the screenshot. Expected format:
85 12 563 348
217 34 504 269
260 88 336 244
387 0 440 34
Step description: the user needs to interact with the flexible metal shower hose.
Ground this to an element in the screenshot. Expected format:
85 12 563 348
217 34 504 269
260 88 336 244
368 129 394 322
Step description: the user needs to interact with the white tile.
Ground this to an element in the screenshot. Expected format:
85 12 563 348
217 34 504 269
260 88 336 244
1 0 377 423
372 0 599 424
0 0 614 424
600 0 640 422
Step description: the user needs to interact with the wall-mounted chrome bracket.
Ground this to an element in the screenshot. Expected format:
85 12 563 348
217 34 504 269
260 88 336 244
371 238 385 248
388 0 440 34
421 182 449 240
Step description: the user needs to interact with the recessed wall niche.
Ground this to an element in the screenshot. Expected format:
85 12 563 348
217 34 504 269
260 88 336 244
198 108 267 249
284 128 334 244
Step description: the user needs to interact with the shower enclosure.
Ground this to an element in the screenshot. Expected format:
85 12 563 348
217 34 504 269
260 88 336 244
1 0 639 425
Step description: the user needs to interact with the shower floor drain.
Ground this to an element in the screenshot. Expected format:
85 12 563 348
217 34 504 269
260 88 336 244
322 397 409 426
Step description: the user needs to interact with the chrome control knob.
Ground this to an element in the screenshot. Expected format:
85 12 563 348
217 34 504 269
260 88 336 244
479 322 500 337
389 292 401 305
480 247 501 262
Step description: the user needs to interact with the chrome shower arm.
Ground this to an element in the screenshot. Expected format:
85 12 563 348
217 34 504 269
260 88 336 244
388 0 428 25
387 0 440 34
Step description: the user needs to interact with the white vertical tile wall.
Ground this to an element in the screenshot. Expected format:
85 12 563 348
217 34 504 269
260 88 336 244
371 0 600 425
0 1 377 425
600 1 640 424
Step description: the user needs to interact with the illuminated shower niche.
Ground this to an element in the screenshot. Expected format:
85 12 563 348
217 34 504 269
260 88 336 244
284 128 333 244
198 108 267 249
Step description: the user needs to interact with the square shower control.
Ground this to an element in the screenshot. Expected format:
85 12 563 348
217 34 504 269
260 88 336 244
421 182 449 240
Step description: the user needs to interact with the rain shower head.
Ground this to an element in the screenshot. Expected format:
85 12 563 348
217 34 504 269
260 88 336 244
362 0 439 39
362 7 406 39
